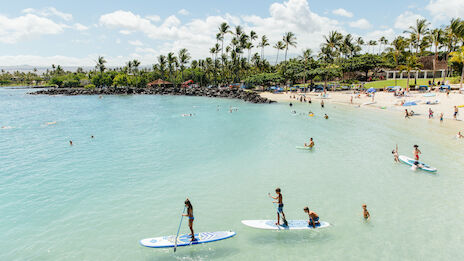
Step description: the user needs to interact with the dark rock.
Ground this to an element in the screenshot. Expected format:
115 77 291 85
30 87 275 104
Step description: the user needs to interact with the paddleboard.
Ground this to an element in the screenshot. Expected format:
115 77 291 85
140 231 236 248
296 146 313 150
241 220 330 230
398 155 437 172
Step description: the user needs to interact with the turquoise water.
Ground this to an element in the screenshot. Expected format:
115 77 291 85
1 87 464 260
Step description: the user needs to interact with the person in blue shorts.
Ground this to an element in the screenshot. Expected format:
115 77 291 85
182 198 196 241
304 206 320 228
269 188 287 226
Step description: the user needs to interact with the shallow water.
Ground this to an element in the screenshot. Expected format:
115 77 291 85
1 88 464 261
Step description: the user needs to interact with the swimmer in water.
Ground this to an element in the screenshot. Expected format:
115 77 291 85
362 204 370 220
457 131 464 139
305 138 314 148
324 114 328 119
392 144 399 162
91 135 94 139
69 140 73 146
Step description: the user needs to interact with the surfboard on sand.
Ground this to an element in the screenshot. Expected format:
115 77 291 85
140 231 236 248
241 220 330 230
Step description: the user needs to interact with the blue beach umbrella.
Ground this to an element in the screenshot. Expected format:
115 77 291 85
367 87 376 93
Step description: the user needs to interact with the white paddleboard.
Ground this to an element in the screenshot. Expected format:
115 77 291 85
241 220 330 230
399 155 437 172
140 231 236 248
296 146 313 150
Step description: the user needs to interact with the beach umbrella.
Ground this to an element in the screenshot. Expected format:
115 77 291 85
367 87 376 93
403 101 417 106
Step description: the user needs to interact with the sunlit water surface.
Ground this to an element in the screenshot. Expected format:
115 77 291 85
1 88 464 260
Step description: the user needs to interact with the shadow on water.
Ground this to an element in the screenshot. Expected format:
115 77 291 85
144 246 240 261
245 229 333 246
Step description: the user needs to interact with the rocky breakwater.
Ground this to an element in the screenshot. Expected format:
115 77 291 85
31 87 275 104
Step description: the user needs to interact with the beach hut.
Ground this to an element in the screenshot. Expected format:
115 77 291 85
147 79 173 88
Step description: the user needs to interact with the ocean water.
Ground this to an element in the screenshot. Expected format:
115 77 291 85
1 87 464 261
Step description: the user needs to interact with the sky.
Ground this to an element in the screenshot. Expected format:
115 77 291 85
0 0 463 67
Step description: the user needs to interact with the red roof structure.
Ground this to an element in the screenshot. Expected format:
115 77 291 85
147 79 173 87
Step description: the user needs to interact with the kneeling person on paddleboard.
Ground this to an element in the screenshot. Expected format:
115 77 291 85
305 138 314 148
269 188 287 226
182 199 196 241
304 207 320 228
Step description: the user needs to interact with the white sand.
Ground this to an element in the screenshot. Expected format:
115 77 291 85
261 90 464 131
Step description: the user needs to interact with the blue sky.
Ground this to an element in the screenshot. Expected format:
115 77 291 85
0 0 462 67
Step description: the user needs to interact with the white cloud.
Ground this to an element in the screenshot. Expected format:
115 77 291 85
349 18 372 29
0 14 66 43
332 8 353 18
394 11 424 30
365 29 395 41
73 23 88 31
22 7 72 21
129 40 144 46
146 15 161 22
178 9 189 16
426 0 464 23
98 0 342 60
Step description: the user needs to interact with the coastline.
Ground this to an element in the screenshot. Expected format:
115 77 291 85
30 87 275 104
261 91 464 131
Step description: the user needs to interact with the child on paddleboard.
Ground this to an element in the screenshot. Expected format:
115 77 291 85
269 188 287 226
303 207 320 228
182 198 196 241
413 145 421 161
362 204 370 220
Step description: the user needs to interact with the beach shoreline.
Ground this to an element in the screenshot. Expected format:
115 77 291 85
261 91 464 132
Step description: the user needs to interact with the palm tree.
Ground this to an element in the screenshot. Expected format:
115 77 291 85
167 52 177 84
379 36 388 54
430 28 444 84
218 23 231 57
178 48 191 82
273 41 285 65
283 32 297 64
355 37 364 55
343 34 354 58
300 48 312 91
386 36 407 86
404 18 430 54
258 35 269 60
245 42 253 63
157 55 167 79
399 55 422 90
95 56 106 77
368 40 377 54
132 59 140 74
449 46 464 89
323 31 343 59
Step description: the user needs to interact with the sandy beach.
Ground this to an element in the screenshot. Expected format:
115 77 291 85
262 91 464 124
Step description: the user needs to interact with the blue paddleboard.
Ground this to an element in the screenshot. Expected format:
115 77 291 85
140 231 236 248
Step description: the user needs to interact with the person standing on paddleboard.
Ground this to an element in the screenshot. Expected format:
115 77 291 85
269 188 287 226
182 199 196 241
413 145 421 161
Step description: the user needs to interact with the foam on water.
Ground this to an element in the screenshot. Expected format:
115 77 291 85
1 88 464 260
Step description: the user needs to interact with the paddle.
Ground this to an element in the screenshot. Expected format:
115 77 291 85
268 193 288 227
174 206 186 253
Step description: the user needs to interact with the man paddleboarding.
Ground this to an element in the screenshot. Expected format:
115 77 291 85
303 207 320 228
182 198 196 241
269 188 287 226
